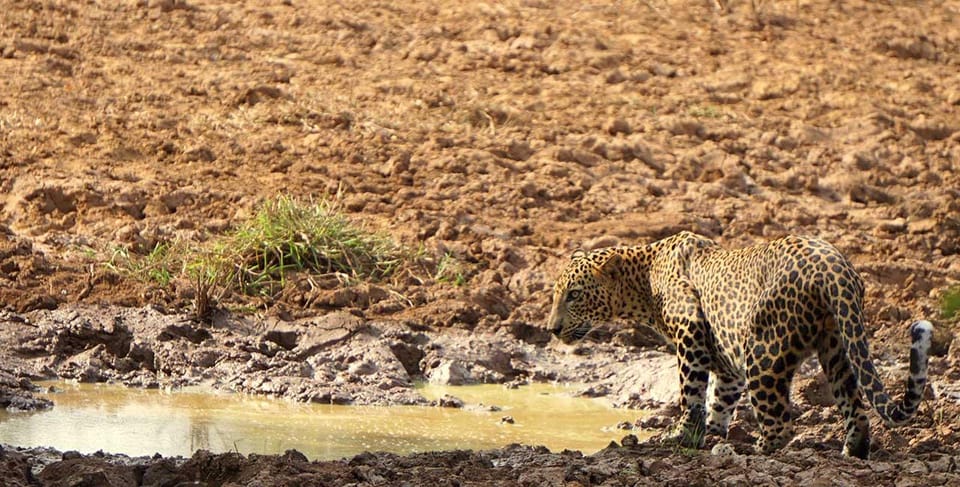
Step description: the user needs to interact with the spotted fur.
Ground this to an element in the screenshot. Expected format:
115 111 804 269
548 231 933 459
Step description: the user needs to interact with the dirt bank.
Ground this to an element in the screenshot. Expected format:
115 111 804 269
3 438 960 487
2 303 960 486
0 305 676 407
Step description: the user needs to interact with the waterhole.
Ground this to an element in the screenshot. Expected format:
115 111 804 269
0 382 648 460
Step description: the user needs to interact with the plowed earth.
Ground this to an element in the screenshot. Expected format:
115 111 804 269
1 0 960 485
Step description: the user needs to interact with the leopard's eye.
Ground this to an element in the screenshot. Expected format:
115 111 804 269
566 289 582 302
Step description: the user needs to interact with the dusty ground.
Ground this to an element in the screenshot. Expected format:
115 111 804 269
1 0 960 485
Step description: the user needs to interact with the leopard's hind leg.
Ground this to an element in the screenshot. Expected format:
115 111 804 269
746 303 806 454
706 372 745 437
818 319 871 459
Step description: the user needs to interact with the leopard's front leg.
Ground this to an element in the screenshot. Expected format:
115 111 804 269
663 311 712 448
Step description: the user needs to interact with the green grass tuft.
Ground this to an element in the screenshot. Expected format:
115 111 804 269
202 195 404 296
98 196 408 318
435 252 468 287
687 104 722 119
94 195 461 321
106 242 177 287
942 285 960 319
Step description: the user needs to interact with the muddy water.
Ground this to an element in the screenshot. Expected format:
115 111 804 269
0 382 646 460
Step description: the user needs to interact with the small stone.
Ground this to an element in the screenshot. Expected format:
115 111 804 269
710 442 737 457
182 146 216 163
282 449 309 463
433 394 464 408
620 434 639 446
235 85 285 106
876 218 907 234
649 63 676 77
661 117 704 138
750 78 797 100
506 140 534 161
907 219 938 235
909 116 956 141
647 460 671 475
606 117 632 136
500 415 515 424
842 150 877 170
947 88 960 106
62 451 83 460
427 360 471 386
556 148 601 167
606 70 627 84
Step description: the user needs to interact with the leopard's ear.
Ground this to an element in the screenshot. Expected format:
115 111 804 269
571 249 587 260
599 253 622 278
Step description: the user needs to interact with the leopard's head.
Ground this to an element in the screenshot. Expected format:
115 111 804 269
548 249 622 344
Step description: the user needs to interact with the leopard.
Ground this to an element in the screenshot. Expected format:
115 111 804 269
548 231 933 459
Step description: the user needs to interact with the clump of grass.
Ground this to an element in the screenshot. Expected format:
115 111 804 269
687 104 722 119
106 243 177 287
435 252 468 287
205 195 404 296
99 195 427 321
942 285 960 319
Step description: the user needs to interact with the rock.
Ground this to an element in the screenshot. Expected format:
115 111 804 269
432 394 464 408
426 360 471 385
605 69 627 84
875 218 907 234
58 344 108 382
649 63 676 77
881 37 938 60
908 218 938 234
750 77 798 100
157 323 212 344
347 359 378 376
606 118 632 136
556 148 602 167
62 451 83 460
68 132 98 147
182 146 216 163
506 140 535 161
710 442 737 457
235 85 286 106
39 459 138 487
842 150 877 170
293 312 363 359
908 117 956 141
141 458 187 486
796 374 836 407
577 385 610 398
263 329 299 350
605 352 679 406
0 369 53 411
0 448 32 486
500 415 515 424
660 116 704 138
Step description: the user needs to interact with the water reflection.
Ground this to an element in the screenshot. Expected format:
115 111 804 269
0 382 646 460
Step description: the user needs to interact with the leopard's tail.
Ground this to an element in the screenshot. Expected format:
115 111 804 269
831 291 933 426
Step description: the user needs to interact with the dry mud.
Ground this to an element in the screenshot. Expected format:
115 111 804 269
1 0 960 485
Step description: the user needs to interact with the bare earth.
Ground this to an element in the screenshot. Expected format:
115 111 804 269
1 0 960 485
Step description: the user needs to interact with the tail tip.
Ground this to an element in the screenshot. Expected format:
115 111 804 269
910 320 934 347
910 319 934 336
